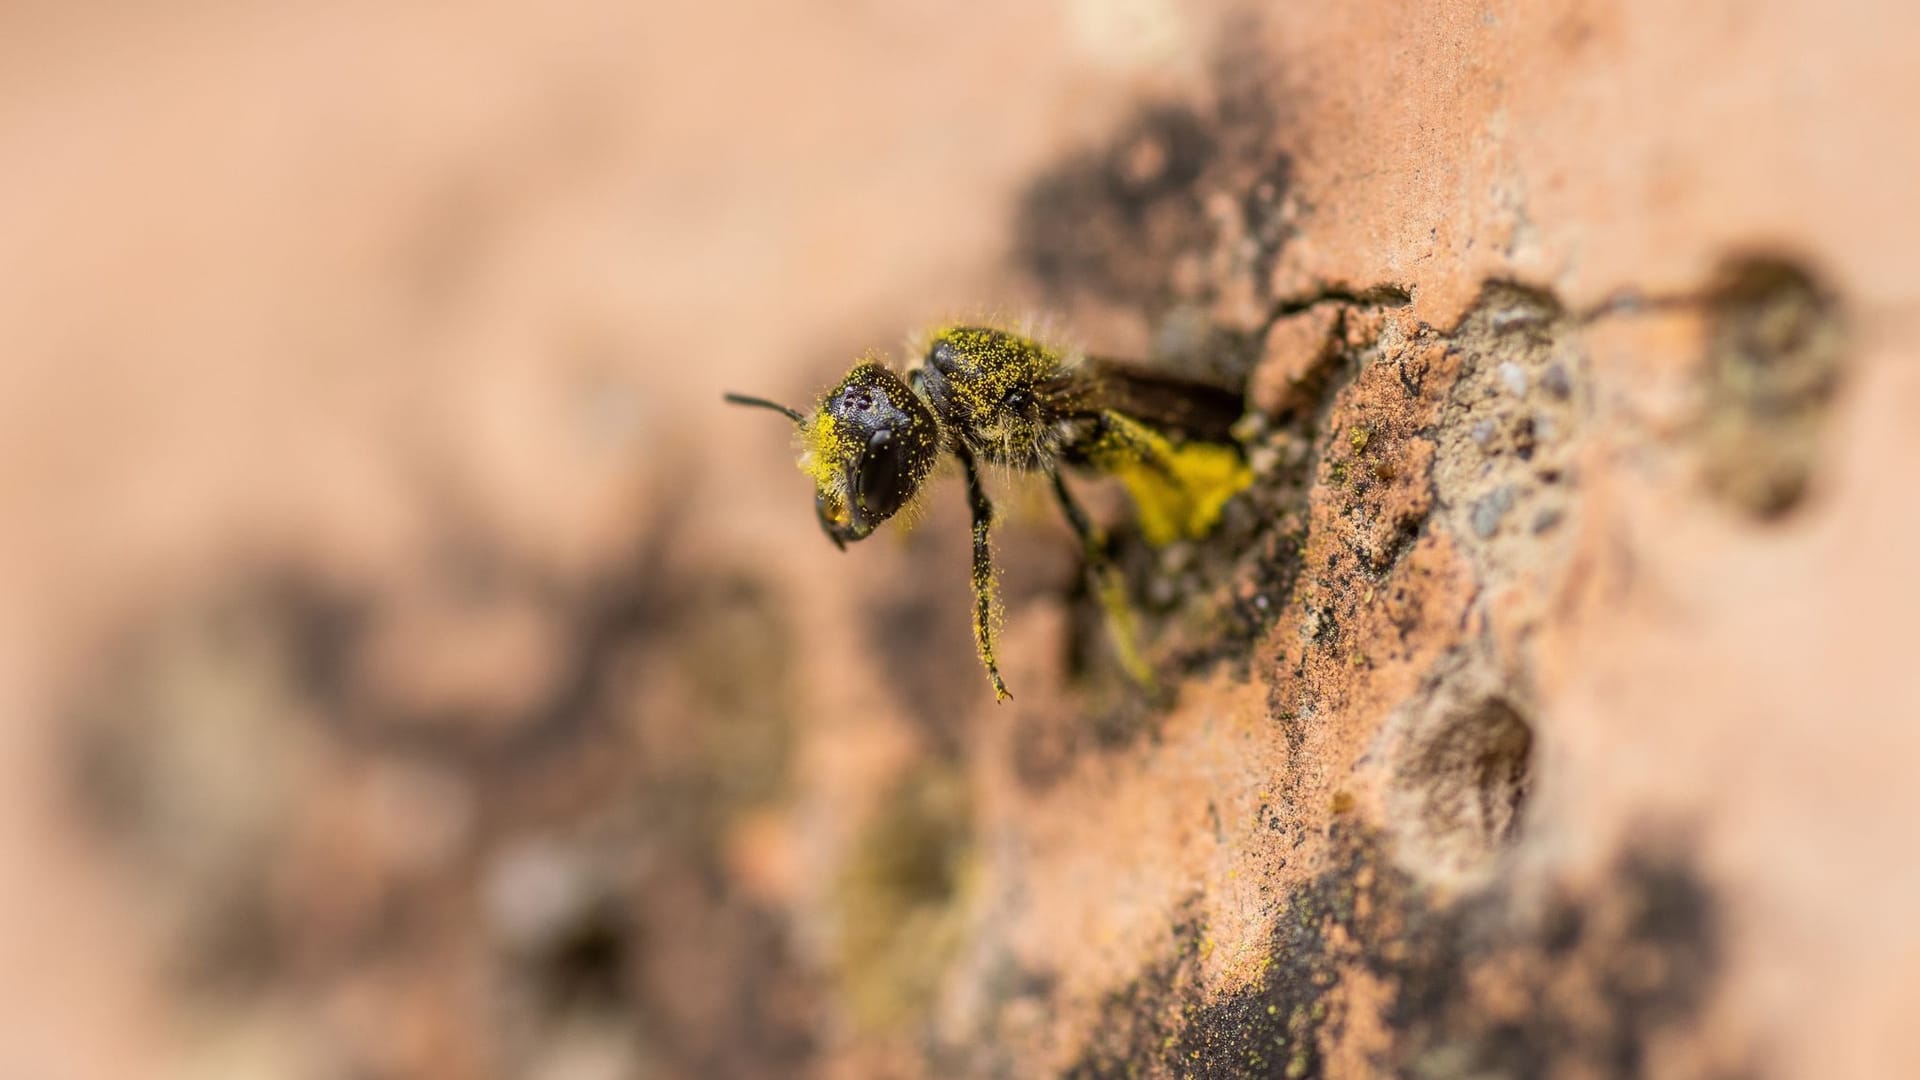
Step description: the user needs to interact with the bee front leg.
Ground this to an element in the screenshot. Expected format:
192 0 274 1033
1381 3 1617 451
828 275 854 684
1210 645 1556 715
956 444 1011 702
1049 470 1158 696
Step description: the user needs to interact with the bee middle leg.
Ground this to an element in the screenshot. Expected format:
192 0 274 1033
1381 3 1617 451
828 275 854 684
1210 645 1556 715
1048 470 1158 695
956 444 1012 702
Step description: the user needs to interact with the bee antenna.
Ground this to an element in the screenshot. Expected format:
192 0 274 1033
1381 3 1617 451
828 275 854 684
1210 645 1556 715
723 392 806 423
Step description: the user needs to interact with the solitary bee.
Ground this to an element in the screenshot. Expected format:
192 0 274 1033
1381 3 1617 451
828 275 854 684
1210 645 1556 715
726 324 1251 701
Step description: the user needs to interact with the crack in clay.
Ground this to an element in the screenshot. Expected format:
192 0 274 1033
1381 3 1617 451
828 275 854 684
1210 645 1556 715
1267 282 1414 323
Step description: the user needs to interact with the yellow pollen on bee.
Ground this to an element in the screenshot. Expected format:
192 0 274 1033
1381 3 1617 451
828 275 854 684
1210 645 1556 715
797 408 856 498
927 325 1066 416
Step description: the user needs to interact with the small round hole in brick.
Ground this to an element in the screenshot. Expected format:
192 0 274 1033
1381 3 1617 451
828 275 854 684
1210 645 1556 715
1387 694 1534 885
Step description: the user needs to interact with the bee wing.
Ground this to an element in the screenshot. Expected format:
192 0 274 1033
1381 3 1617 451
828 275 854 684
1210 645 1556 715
1044 357 1247 443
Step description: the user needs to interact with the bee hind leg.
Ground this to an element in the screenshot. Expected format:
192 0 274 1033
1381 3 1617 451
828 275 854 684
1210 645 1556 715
957 445 1012 702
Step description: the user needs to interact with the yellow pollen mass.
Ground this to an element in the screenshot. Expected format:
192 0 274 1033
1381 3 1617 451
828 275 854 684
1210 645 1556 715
798 409 856 496
1091 412 1253 546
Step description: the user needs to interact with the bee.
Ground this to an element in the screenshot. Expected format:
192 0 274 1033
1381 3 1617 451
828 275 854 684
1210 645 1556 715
726 324 1252 701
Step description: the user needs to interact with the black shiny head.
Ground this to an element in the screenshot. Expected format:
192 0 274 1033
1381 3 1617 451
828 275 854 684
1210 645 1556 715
802 364 940 549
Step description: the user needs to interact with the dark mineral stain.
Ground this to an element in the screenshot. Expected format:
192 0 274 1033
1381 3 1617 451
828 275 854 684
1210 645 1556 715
1062 829 1742 1080
1394 842 1738 1080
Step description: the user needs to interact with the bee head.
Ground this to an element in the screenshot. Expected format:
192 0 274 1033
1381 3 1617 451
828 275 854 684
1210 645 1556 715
726 363 940 549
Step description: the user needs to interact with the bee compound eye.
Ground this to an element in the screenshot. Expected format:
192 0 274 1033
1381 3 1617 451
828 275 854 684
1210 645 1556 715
855 428 912 521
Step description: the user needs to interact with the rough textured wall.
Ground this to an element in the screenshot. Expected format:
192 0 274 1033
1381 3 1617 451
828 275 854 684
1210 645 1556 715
1 2 1914 1079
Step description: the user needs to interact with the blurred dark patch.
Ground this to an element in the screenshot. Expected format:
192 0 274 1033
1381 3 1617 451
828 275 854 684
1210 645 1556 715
278 512 682 773
1015 104 1221 312
1014 31 1300 349
1063 826 1747 1080
62 500 820 1078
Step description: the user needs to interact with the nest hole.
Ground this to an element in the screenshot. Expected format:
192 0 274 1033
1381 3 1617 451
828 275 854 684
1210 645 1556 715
1388 694 1534 884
